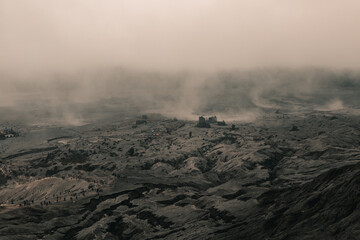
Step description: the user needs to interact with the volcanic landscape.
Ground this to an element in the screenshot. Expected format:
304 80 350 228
1 70 360 240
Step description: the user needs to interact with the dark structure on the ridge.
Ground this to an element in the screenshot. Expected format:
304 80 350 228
197 116 211 128
208 116 217 123
197 116 226 128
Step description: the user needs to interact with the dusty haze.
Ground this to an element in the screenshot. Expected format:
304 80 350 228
1 0 360 74
1 1 360 124
2 2 360 239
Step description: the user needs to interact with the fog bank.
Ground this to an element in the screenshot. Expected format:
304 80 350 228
1 68 360 125
1 0 360 76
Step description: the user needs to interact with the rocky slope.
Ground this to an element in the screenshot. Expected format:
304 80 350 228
224 162 360 240
0 110 359 239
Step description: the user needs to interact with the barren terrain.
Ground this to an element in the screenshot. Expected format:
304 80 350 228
1 102 360 239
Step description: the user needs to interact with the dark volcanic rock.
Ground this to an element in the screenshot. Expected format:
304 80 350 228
231 162 360 240
0 172 7 186
137 211 174 229
60 150 88 164
290 125 299 131
1 112 360 240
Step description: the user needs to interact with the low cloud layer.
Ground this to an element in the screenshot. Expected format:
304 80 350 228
1 2 360 125
1 0 360 76
1 68 359 125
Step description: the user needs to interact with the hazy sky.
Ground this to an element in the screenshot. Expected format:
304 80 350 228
1 0 360 75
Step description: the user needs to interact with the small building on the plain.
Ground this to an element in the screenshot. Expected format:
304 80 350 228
196 115 227 128
197 116 211 128
208 116 218 123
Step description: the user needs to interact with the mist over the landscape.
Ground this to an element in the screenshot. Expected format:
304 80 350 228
1 68 360 125
2 2 360 240
1 0 360 73
1 1 360 125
